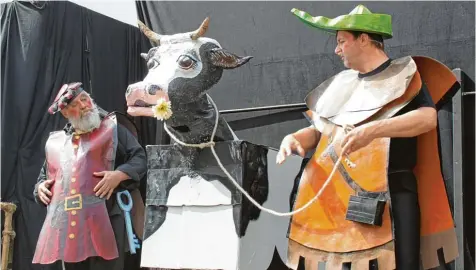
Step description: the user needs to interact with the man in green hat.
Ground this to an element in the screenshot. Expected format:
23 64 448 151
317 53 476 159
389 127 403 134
277 5 458 270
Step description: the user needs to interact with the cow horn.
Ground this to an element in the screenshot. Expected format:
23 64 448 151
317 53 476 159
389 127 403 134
190 17 209 40
138 20 161 45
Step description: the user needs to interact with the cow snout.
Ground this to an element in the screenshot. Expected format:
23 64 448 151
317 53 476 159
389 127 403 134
125 82 169 108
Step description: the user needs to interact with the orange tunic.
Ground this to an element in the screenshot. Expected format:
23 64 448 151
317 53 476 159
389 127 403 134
287 56 459 270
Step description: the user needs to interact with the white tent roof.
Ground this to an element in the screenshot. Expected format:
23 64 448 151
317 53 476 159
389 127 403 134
68 0 138 27
0 0 139 27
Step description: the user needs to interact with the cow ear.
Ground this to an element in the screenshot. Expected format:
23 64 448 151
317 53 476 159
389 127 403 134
140 53 148 60
208 48 252 69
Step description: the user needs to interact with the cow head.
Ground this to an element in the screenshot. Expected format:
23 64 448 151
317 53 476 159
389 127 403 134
126 18 252 118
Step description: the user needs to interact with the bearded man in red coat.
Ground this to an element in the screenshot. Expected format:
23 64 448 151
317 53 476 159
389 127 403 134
32 82 147 270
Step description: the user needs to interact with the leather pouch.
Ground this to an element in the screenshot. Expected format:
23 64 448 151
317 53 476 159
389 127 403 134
345 192 387 226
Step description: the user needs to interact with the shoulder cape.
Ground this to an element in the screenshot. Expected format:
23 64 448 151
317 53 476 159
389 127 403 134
412 56 459 269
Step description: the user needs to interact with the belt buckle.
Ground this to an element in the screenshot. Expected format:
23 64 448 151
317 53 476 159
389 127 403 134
64 194 82 211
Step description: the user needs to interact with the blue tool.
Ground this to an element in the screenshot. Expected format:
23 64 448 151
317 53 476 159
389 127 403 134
116 190 140 254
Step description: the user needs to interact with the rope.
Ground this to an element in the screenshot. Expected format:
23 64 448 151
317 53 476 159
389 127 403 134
163 96 343 217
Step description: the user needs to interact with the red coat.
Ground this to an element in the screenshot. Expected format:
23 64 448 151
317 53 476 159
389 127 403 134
33 115 119 264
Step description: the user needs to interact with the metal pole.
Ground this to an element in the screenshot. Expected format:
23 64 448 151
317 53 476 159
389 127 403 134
452 69 465 270
219 103 307 115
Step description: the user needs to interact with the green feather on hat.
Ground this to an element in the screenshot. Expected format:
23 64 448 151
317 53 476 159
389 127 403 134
291 5 393 39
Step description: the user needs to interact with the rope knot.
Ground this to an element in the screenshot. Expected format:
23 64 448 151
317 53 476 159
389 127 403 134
198 141 215 149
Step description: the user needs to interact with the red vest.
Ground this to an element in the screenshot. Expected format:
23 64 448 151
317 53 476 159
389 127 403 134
33 114 119 264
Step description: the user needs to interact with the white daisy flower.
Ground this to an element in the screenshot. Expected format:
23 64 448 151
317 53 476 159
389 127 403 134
152 98 173 121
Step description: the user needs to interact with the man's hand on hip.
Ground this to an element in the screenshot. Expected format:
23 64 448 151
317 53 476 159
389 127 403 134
93 171 130 199
38 179 54 205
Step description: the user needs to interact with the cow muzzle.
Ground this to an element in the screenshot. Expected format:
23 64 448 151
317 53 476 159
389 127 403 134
125 82 169 117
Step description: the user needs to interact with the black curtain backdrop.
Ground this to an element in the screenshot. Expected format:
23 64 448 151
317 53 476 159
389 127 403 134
1 1 152 270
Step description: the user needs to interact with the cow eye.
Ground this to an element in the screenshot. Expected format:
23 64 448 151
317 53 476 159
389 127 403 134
147 59 159 69
177 55 196 70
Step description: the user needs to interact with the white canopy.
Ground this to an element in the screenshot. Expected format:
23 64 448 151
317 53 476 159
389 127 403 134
68 0 138 27
0 0 139 27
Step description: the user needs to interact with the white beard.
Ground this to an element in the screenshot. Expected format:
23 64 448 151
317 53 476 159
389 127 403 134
69 107 101 133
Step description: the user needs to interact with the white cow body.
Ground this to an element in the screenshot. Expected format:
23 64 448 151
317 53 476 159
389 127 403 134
141 175 239 270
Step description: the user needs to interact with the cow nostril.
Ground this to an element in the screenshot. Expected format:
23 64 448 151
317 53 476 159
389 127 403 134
147 85 161 95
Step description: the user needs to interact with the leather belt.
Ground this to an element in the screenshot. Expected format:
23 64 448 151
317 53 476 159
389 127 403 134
65 194 82 211
327 144 390 200
50 194 104 212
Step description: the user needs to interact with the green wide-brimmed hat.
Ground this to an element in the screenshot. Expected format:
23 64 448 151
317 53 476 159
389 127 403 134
291 5 393 39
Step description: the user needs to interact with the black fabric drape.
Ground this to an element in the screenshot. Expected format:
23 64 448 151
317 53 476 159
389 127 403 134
2 3 88 269
1 1 152 269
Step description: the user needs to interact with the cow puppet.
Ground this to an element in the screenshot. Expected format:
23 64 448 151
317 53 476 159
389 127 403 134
125 19 281 270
